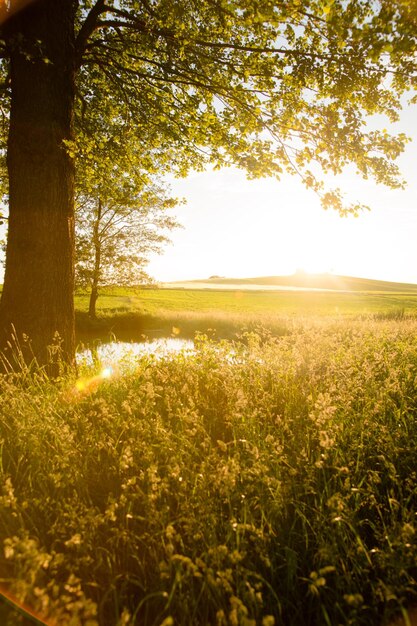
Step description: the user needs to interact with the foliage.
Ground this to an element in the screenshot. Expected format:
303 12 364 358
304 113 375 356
0 0 415 213
70 0 417 214
1 320 417 624
73 57 181 296
75 172 180 292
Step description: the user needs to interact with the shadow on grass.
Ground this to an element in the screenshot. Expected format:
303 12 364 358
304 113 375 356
75 310 291 344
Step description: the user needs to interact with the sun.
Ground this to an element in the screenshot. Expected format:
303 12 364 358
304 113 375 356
295 263 333 277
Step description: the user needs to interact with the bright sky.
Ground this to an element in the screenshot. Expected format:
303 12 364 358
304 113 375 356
147 103 417 285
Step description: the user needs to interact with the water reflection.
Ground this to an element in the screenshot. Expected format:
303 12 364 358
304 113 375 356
77 337 194 369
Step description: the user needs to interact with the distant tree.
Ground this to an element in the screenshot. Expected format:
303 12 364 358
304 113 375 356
0 0 416 366
73 86 180 319
76 177 179 319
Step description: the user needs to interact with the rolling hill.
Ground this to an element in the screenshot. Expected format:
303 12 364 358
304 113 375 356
171 272 417 293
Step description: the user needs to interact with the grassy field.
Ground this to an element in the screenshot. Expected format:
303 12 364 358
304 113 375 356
1 287 417 624
75 286 417 341
1 318 417 625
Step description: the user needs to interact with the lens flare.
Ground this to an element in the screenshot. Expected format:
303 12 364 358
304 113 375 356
101 366 113 379
72 365 115 397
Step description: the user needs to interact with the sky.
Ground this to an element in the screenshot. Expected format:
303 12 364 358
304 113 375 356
0 100 415 287
147 102 417 285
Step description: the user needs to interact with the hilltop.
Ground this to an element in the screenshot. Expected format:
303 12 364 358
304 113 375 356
172 272 417 293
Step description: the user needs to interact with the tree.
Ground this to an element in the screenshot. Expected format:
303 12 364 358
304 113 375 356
0 1 76 370
76 177 179 319
0 0 415 368
73 79 180 319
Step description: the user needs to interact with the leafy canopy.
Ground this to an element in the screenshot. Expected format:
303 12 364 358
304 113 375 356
71 0 417 214
0 0 414 214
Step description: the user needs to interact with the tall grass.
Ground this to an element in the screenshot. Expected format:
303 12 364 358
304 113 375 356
1 319 417 625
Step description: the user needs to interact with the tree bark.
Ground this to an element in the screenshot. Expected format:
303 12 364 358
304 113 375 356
88 197 102 320
0 0 77 371
88 286 99 320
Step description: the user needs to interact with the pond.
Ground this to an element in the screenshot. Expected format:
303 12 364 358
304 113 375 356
77 337 194 370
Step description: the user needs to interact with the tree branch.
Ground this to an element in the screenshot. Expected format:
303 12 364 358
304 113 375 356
75 0 109 68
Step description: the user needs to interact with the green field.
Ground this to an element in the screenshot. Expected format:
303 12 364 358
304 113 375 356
75 286 417 341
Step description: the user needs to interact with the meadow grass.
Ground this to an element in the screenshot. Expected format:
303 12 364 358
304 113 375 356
1 319 417 625
75 287 417 342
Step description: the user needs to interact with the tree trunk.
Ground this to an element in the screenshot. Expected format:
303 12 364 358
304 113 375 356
88 198 102 320
0 0 77 371
88 286 99 319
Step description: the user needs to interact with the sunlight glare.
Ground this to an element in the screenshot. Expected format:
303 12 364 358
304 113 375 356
101 366 113 379
73 365 115 397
